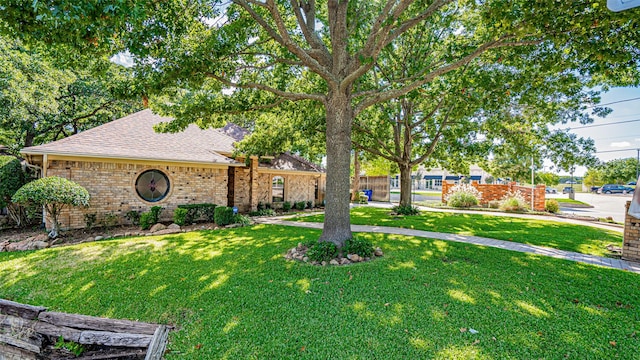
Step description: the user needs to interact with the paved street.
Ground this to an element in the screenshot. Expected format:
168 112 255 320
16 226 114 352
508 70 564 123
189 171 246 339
548 192 633 223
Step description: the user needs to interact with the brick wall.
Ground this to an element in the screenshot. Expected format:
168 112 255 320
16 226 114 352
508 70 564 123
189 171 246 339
623 201 640 262
254 171 321 207
47 159 228 229
441 181 546 211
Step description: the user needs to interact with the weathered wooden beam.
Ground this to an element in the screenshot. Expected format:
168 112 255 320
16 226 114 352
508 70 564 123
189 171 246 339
0 343 38 360
145 325 170 360
78 330 152 347
38 311 159 335
0 314 82 342
0 333 41 354
0 299 46 320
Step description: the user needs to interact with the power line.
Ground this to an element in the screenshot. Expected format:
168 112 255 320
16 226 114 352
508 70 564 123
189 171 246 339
586 96 640 108
595 148 640 154
568 118 640 130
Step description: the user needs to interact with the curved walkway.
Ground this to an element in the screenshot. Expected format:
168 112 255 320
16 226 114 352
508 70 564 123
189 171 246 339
255 217 640 274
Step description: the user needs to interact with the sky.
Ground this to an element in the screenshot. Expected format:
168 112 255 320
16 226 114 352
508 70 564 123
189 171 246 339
558 86 640 176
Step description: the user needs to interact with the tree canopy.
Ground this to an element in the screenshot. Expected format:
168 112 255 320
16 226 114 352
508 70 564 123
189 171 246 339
3 0 639 245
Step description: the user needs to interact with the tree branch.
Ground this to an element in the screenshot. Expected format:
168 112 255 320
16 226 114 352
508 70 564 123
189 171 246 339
206 72 326 102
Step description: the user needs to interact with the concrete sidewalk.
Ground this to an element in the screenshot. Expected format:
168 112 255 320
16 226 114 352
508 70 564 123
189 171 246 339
255 217 640 274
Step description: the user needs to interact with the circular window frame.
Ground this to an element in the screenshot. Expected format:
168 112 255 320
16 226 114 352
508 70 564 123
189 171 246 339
135 169 171 203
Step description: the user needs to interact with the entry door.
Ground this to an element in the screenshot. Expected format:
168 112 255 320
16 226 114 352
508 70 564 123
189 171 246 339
227 168 235 206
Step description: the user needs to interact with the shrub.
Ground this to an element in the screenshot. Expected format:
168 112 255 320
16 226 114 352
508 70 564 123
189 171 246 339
306 241 338 262
249 209 276 217
101 213 119 230
232 214 251 225
0 155 30 226
149 206 163 224
343 236 374 258
177 203 217 223
125 210 141 226
173 207 188 226
283 201 292 212
545 199 560 213
392 205 420 216
257 201 265 211
306 201 313 209
445 183 482 208
265 202 272 209
84 213 97 229
214 206 235 226
139 212 154 230
499 190 529 212
12 176 90 238
295 201 306 210
487 200 501 209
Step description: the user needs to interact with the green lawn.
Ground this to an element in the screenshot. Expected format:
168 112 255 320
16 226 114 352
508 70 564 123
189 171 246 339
0 226 638 359
554 198 592 207
295 207 621 257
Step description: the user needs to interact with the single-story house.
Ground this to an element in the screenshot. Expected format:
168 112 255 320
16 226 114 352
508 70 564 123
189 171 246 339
21 109 325 229
390 165 489 190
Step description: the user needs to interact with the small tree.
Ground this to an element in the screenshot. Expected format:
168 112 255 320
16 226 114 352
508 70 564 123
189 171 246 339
12 176 89 238
0 155 30 226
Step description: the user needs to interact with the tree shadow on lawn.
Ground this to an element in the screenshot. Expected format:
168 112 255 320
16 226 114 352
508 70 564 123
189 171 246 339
0 226 638 359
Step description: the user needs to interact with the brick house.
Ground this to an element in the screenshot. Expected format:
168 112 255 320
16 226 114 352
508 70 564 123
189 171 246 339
21 110 325 229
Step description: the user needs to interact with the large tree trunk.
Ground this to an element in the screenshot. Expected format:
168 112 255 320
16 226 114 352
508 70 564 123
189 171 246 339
399 163 412 207
320 91 353 247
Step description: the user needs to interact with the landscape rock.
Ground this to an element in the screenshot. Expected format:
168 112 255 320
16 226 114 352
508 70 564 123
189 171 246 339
33 234 49 242
32 241 49 250
167 223 181 230
340 258 351 265
330 259 339 265
350 254 361 262
153 228 182 235
150 223 167 232
0 240 9 252
374 248 384 257
95 236 104 241
321 261 327 266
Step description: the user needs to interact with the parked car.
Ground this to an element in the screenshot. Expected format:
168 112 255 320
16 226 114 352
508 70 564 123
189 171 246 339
600 184 632 194
590 186 600 193
545 187 557 194
562 186 574 194
624 186 635 194
629 181 637 186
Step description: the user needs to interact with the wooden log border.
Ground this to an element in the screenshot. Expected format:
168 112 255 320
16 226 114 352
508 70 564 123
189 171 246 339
0 299 171 359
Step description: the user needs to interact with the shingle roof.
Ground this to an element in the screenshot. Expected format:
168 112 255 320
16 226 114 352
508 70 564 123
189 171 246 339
262 152 324 172
22 109 242 165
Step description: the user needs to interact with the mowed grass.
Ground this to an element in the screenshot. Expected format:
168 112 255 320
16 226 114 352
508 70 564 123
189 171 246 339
1 226 638 359
295 207 622 257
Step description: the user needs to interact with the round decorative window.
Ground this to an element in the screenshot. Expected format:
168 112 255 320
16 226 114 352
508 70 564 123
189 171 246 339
135 170 170 203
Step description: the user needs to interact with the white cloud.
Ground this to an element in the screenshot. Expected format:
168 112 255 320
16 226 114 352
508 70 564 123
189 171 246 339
610 141 631 148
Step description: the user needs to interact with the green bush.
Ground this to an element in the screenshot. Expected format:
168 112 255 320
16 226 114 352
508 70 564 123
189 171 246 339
173 207 188 226
0 156 28 209
445 184 482 208
306 201 313 209
283 201 292 212
125 210 141 226
249 209 276 217
232 214 251 226
295 201 306 210
392 205 420 215
306 241 338 262
177 203 217 223
149 206 163 224
499 191 529 212
12 176 90 237
545 199 560 213
257 202 265 211
214 206 235 226
84 213 97 229
139 212 154 230
101 213 119 230
343 236 374 258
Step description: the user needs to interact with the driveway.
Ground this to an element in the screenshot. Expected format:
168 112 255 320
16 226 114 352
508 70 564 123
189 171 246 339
548 192 632 223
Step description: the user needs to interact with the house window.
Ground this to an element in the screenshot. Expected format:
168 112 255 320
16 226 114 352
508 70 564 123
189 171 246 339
434 179 443 187
135 169 170 203
272 176 284 203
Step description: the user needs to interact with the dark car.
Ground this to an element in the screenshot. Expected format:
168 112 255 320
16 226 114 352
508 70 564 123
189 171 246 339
600 184 632 194
629 181 637 186
562 186 574 194
590 186 600 193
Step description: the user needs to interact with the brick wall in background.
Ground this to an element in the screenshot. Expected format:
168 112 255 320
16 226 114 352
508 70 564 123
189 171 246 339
441 181 546 211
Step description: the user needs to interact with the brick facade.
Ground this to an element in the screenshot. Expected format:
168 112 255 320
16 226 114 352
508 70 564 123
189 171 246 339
441 181 546 211
623 201 640 262
41 157 325 230
46 159 228 229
